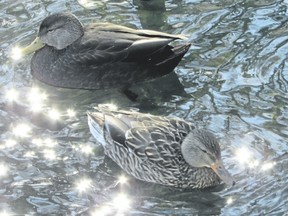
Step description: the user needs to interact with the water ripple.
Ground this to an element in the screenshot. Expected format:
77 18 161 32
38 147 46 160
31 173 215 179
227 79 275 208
0 0 287 215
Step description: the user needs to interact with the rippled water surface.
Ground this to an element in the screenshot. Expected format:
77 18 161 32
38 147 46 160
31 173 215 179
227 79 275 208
1 0 288 215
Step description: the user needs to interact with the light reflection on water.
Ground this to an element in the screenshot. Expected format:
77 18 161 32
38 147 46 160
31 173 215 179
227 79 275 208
0 0 288 215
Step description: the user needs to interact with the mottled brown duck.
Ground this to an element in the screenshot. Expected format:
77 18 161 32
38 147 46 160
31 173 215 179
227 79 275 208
87 105 235 189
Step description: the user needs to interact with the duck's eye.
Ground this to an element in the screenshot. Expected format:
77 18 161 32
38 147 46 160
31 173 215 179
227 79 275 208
201 149 208 154
197 146 208 154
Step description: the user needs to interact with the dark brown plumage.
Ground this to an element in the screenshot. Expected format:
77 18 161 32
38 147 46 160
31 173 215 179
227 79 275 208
22 13 190 89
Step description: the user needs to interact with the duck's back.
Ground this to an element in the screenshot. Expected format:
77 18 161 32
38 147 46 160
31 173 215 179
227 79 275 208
31 22 190 89
102 111 192 186
89 109 221 188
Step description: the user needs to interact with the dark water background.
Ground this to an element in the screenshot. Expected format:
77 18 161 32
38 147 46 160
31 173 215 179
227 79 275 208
0 0 288 215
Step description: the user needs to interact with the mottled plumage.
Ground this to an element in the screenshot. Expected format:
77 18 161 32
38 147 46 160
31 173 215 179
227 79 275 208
88 105 234 189
21 13 190 89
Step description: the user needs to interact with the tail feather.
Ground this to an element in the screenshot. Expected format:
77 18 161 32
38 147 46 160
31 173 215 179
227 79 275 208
87 111 106 146
154 43 191 75
158 44 190 65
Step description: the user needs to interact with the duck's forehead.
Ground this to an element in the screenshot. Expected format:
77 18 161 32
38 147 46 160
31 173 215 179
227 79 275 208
39 17 56 34
207 136 221 157
39 13 71 29
41 14 59 28
194 129 221 156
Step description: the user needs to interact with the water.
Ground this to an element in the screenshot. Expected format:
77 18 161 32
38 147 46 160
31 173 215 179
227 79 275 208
1 0 288 215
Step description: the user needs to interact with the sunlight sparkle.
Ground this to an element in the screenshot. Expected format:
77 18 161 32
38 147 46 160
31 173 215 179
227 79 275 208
0 210 11 216
24 151 35 158
24 151 36 158
91 206 112 216
226 197 233 205
235 147 252 164
112 193 131 212
118 175 128 184
32 138 43 146
48 109 61 120
5 139 17 148
30 103 44 112
261 161 276 171
44 138 57 147
81 145 94 155
11 46 23 60
77 0 99 10
12 123 32 137
248 160 260 168
67 109 76 118
43 149 57 160
5 88 19 102
75 178 92 193
0 163 8 178
28 88 47 112
29 88 47 101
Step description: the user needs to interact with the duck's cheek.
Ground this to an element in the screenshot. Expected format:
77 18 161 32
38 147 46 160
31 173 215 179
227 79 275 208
45 28 81 50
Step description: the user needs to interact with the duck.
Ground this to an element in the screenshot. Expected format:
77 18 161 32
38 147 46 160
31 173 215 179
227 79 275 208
87 105 235 189
20 12 191 90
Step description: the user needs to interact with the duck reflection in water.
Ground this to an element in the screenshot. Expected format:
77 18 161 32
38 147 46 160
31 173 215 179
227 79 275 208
133 0 167 30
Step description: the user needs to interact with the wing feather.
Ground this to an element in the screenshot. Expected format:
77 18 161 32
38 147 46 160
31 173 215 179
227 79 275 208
86 22 187 40
125 123 190 169
61 22 185 66
101 109 195 170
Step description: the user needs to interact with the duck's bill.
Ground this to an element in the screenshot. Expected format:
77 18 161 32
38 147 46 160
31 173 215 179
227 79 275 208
21 37 45 55
211 159 235 187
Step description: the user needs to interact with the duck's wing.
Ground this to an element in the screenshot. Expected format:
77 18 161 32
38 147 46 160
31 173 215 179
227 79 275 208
103 112 195 169
125 125 184 168
68 22 186 65
125 117 195 167
89 22 187 40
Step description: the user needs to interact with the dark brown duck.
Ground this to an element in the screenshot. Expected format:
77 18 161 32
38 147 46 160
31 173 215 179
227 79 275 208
21 13 190 89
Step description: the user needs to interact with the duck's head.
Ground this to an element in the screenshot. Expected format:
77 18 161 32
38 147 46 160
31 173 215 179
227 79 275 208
181 129 235 187
21 13 84 54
